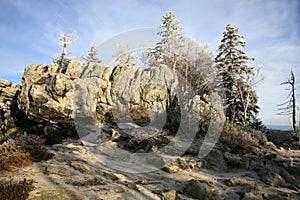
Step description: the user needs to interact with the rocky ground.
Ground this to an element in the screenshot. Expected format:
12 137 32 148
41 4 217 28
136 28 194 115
1 133 299 200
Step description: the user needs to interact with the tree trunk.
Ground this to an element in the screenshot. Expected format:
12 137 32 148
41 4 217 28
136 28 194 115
292 82 296 132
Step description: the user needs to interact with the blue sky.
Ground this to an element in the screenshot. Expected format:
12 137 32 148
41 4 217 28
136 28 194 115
0 0 299 125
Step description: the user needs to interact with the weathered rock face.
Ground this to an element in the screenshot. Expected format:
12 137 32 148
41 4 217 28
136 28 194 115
0 79 21 102
16 60 206 143
76 63 180 125
18 61 83 123
0 79 44 138
0 79 21 135
73 62 208 152
17 60 84 143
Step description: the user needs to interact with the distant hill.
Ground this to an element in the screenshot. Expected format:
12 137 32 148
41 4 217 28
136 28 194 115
266 124 292 131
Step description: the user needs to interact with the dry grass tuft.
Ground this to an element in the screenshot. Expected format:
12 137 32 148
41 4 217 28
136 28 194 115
220 124 267 155
129 106 151 126
0 140 31 171
14 134 54 162
0 178 35 200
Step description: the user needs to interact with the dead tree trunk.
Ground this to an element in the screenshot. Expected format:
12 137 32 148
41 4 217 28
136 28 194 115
291 71 296 132
277 70 297 133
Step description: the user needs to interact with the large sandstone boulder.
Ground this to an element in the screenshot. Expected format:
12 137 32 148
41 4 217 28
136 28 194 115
18 60 84 143
18 60 83 123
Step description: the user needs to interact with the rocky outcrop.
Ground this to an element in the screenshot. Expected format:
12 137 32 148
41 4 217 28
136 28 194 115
18 60 83 123
76 62 202 125
16 60 84 143
17 60 205 143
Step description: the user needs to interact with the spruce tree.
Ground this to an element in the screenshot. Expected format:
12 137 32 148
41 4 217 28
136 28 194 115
83 44 101 64
152 11 184 70
152 11 214 98
215 24 259 126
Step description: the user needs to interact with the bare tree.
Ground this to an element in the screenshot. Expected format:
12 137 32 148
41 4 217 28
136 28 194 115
277 70 297 133
182 39 214 96
112 43 137 66
54 33 75 73
139 44 153 68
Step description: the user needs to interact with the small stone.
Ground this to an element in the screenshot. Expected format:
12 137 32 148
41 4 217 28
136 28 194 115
162 162 180 173
259 169 285 187
70 177 106 186
242 190 263 200
162 190 177 200
69 161 96 174
186 179 213 200
127 183 139 191
162 158 196 173
225 177 256 187
114 187 125 193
